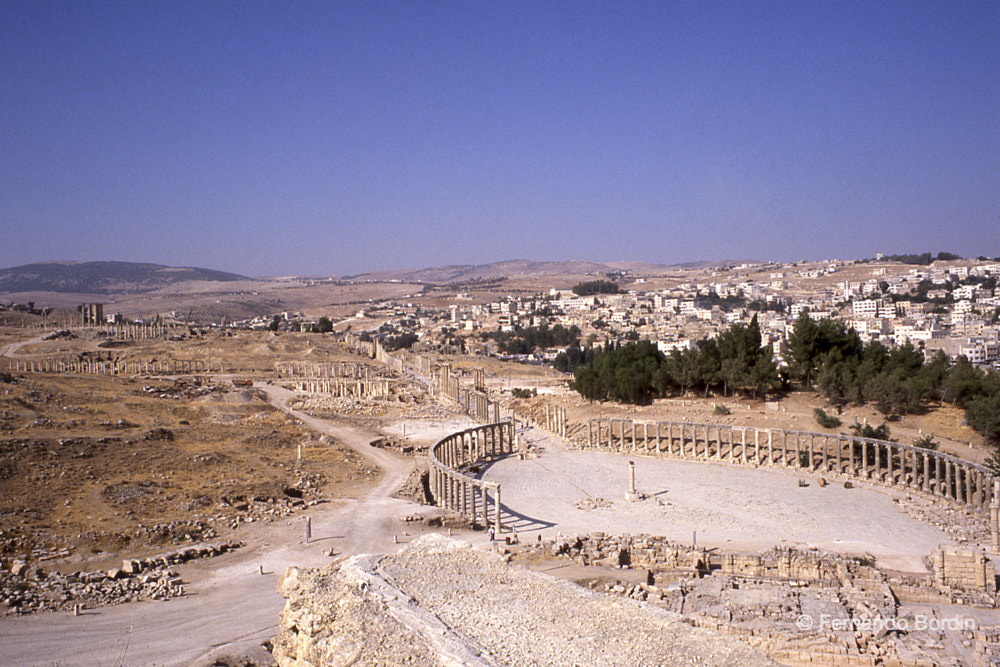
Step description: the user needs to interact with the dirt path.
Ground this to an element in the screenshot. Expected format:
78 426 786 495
0 333 47 359
0 383 430 666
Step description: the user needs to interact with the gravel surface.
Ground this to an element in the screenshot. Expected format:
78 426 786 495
377 535 775 667
484 434 949 572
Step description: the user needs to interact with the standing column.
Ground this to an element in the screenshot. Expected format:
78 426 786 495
754 429 761 465
740 429 747 464
946 461 954 500
631 420 637 451
656 422 662 453
922 454 930 493
767 430 774 466
481 487 488 527
493 486 502 532
991 479 1000 552
887 445 895 486
936 457 945 496
588 420 594 448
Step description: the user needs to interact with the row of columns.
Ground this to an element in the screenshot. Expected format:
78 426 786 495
275 361 375 379
293 379 390 397
95 322 171 339
429 420 515 530
7 358 208 375
586 418 994 512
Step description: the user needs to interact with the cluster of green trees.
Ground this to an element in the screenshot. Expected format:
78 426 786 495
878 251 962 265
567 315 780 405
571 280 620 296
783 313 1000 445
564 311 1000 449
484 324 580 355
381 332 418 351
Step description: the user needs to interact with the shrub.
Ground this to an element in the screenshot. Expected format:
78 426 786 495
813 407 841 429
912 435 938 450
713 404 731 415
850 422 893 441
511 387 537 399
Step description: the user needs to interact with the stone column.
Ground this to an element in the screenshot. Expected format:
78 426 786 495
481 486 488 527
588 420 594 448
887 445 895 485
936 457 945 496
494 486 502 531
859 438 867 478
922 453 930 493
991 479 1000 552
740 429 747 464
656 422 662 453
946 461 954 500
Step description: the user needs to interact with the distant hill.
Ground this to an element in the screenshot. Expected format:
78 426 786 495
344 259 621 284
0 261 251 295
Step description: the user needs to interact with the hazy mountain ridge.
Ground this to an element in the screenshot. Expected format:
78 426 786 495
344 259 626 284
0 261 251 295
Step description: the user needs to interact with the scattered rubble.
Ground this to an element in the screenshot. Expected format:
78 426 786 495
274 535 776 667
521 533 1000 666
0 541 241 615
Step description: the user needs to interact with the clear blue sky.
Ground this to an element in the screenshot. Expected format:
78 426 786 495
2 1 998 277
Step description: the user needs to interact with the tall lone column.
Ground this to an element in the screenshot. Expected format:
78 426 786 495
626 460 639 501
992 480 1000 552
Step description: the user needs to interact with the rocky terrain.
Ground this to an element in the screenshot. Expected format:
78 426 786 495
274 534 776 666
0 541 240 615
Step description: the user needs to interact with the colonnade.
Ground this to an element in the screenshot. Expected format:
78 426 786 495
275 361 376 378
587 418 994 513
428 420 516 529
293 378 390 397
7 358 208 375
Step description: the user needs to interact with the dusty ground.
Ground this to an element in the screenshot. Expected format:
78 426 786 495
0 330 389 568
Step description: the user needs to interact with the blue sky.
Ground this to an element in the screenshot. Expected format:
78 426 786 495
2 1 997 276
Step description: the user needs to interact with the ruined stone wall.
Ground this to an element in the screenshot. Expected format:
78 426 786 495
933 548 997 593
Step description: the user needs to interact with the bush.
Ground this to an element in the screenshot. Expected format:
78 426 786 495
813 407 841 429
713 404 731 415
850 422 893 441
511 387 537 399
912 435 938 450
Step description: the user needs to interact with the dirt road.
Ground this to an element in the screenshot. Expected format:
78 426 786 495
0 384 427 666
